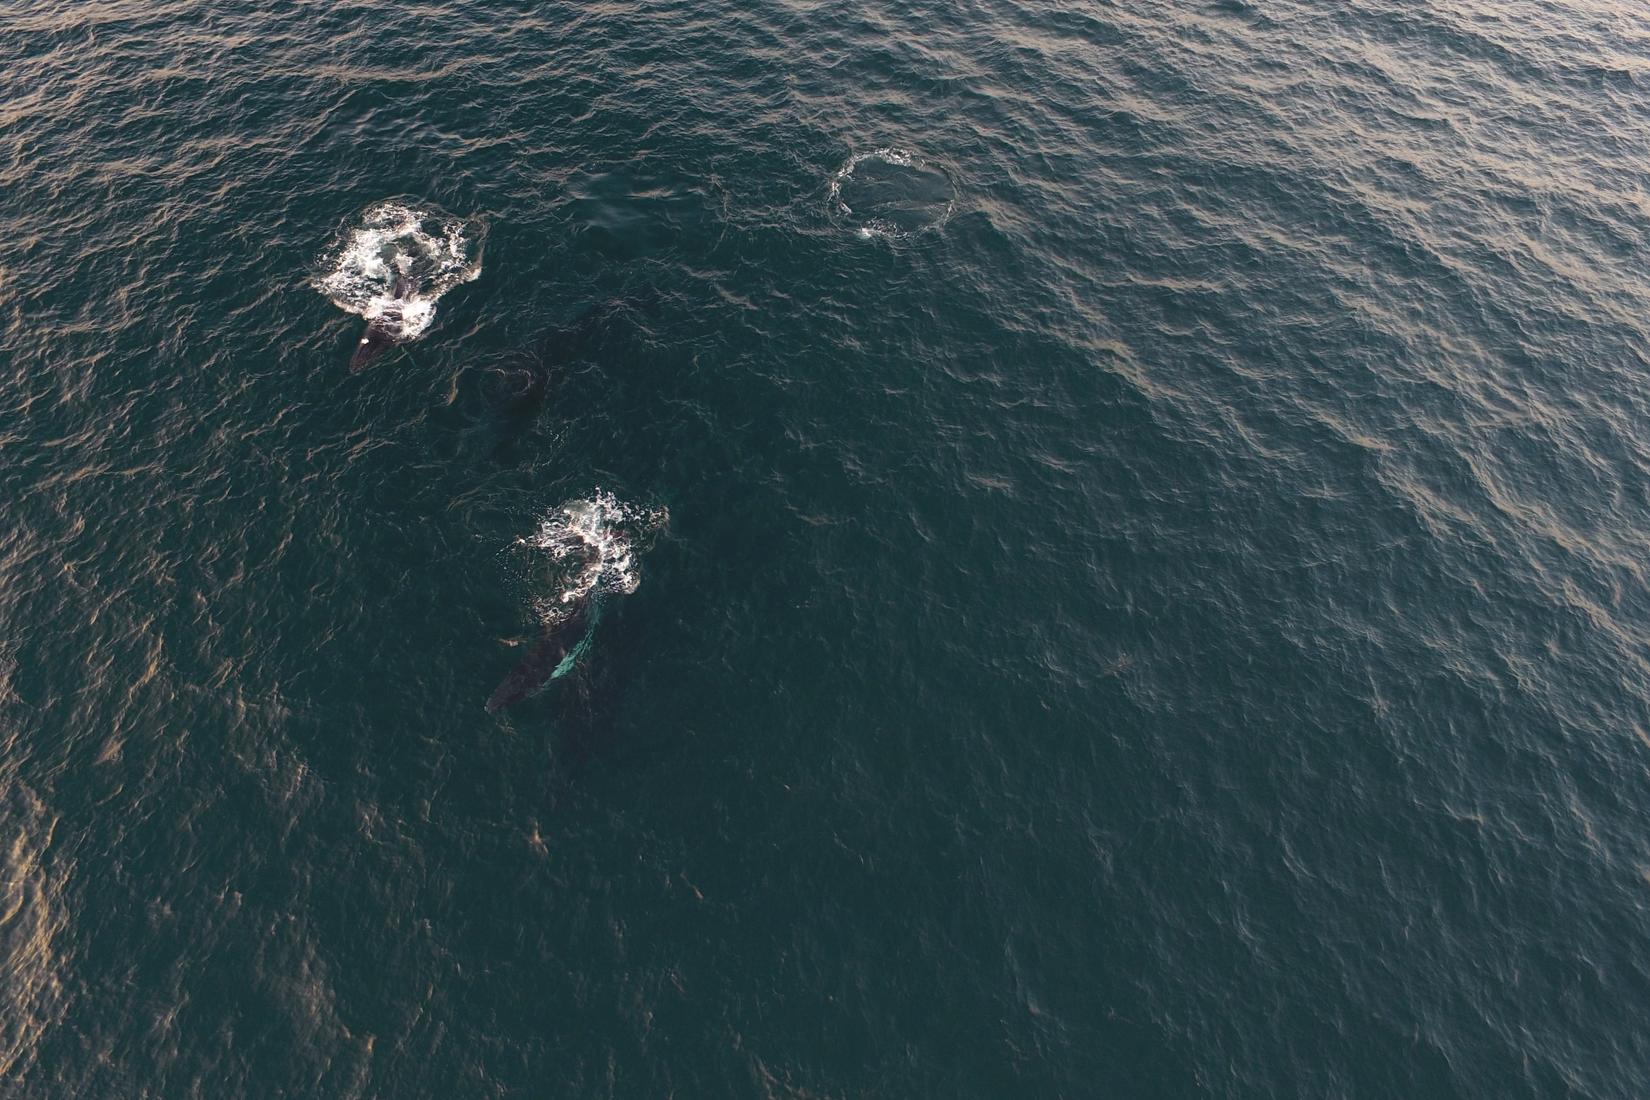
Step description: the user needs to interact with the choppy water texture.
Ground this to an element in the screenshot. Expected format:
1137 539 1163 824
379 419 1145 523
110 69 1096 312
4 0 1650 1096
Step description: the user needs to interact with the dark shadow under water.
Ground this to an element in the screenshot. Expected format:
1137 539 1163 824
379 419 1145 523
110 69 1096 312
431 291 660 465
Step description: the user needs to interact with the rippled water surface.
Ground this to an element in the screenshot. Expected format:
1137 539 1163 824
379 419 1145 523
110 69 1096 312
5 1 1650 1096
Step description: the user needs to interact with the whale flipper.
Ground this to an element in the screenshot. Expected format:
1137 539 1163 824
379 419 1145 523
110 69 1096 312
485 600 593 713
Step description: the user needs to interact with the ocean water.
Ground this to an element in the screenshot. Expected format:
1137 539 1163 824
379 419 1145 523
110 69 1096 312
4 0 1650 1095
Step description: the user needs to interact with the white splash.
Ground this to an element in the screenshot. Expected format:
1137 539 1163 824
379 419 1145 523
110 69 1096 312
516 491 667 621
313 200 483 340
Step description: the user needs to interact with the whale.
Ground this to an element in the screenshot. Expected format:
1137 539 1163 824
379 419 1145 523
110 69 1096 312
349 271 414 371
477 295 649 457
485 597 595 713
485 357 550 416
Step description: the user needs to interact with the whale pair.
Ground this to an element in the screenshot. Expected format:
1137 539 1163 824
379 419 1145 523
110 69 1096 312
318 199 659 714
466 305 660 714
341 287 610 711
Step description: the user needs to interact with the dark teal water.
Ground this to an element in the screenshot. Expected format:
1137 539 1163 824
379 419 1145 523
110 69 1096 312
5 1 1650 1096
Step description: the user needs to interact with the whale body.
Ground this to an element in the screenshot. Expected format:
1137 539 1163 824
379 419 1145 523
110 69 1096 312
485 598 593 713
349 272 414 371
474 295 652 457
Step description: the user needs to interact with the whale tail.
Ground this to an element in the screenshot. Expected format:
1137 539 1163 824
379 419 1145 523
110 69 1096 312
485 599 597 713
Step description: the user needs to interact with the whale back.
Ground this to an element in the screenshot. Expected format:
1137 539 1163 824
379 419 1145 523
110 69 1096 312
349 323 397 371
485 598 595 713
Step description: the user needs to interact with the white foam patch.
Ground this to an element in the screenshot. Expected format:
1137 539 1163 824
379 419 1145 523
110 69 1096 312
828 147 956 239
516 491 667 622
313 200 483 341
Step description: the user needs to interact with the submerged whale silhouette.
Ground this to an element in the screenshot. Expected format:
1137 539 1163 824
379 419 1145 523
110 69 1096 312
485 598 594 713
475 293 658 458
349 272 414 370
